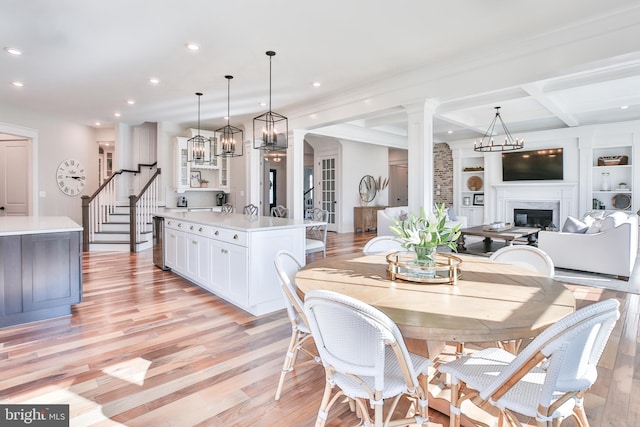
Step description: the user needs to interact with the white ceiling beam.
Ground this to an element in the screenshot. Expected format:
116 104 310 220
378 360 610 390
521 83 579 127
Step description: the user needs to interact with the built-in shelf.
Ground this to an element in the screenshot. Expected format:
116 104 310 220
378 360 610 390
591 146 632 211
459 157 485 225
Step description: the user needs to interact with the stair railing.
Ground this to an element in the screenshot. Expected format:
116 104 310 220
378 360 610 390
81 163 159 252
129 168 161 252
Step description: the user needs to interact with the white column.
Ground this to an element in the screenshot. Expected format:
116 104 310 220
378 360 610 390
405 99 438 214
247 136 262 209
289 129 306 219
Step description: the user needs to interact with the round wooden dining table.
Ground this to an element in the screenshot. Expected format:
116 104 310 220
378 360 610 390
295 252 575 355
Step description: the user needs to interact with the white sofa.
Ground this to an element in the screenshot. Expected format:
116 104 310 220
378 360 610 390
538 211 638 280
376 206 467 237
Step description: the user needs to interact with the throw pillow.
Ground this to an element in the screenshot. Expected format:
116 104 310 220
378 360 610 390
398 210 408 221
562 216 589 233
585 219 602 234
447 208 458 221
601 211 628 231
583 210 606 220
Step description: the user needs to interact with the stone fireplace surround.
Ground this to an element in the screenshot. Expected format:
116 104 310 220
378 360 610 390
492 183 579 227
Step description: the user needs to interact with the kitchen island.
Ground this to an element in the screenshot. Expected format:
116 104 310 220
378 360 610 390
0 216 83 328
154 211 307 316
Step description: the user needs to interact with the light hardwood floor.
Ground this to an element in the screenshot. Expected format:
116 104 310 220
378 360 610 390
0 231 638 426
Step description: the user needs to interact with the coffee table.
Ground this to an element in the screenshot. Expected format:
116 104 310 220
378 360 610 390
457 225 540 254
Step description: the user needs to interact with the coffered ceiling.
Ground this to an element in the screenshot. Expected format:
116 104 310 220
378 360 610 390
2 0 640 144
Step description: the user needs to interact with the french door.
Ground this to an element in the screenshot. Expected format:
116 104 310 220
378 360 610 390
317 154 337 232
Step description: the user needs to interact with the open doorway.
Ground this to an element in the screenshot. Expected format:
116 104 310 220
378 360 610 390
262 152 286 216
98 141 115 186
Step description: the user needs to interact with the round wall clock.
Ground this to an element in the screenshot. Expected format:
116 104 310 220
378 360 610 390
56 158 86 196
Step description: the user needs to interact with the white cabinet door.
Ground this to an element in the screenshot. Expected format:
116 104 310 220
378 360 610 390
225 243 248 306
164 227 179 269
174 229 187 274
185 234 200 281
208 239 228 294
208 239 248 306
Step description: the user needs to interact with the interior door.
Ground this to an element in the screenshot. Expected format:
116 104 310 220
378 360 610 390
389 164 408 207
317 154 337 232
0 139 29 216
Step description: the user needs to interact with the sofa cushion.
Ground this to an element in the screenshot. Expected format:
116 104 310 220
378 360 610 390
585 218 602 234
447 208 457 221
562 216 589 233
601 211 629 231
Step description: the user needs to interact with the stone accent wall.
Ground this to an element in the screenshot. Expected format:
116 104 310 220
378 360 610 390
434 143 453 207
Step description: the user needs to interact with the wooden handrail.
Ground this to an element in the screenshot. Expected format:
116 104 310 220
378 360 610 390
82 162 159 252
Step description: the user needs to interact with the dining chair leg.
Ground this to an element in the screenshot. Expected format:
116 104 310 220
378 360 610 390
275 330 299 400
573 404 590 427
449 379 462 427
314 381 334 427
373 400 383 427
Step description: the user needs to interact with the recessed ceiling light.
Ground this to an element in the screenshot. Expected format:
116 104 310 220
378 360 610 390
95 122 101 126
12 81 24 87
127 99 135 105
447 130 453 134
114 112 121 117
149 78 159 85
312 82 321 87
259 101 267 107
185 42 200 52
4 47 22 56
620 105 629 109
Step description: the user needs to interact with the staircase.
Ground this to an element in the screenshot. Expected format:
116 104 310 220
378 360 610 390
88 205 153 252
82 164 160 252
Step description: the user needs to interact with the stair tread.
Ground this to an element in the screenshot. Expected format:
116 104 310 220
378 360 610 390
92 239 149 244
94 230 152 234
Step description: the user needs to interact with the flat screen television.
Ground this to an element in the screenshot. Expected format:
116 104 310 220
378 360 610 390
502 148 563 181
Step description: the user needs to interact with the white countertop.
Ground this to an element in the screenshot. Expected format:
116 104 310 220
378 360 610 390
0 216 83 236
154 211 311 231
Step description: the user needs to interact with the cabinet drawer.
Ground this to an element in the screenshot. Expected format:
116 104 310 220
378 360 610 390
165 219 187 231
210 227 248 246
184 222 210 236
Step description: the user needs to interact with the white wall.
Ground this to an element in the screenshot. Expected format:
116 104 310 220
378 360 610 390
0 104 97 224
338 139 389 233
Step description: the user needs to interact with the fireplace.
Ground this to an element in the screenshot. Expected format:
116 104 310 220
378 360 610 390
514 209 553 228
493 183 579 228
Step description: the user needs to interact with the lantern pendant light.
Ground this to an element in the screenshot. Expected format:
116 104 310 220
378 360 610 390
187 92 212 163
253 51 288 151
215 76 243 157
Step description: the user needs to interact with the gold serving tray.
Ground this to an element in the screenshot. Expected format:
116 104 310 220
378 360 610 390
386 252 462 285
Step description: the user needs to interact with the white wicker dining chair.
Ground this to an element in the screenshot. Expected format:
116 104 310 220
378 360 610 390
362 236 405 255
305 208 329 259
271 204 289 218
221 203 234 213
303 289 431 427
243 203 258 215
489 245 555 277
273 250 320 401
439 298 620 427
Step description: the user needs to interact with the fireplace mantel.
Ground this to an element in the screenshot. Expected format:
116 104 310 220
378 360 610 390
492 182 579 226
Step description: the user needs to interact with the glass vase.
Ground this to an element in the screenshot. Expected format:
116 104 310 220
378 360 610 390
413 245 437 267
601 172 611 191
